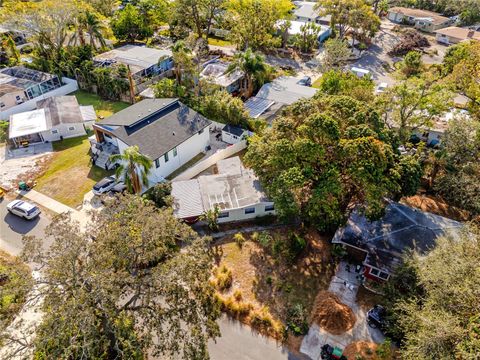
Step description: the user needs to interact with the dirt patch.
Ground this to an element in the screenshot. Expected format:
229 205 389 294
356 286 382 311
311 291 356 335
344 341 379 360
214 228 334 338
401 194 470 221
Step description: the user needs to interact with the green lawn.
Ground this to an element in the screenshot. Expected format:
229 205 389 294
35 136 113 208
312 76 323 89
207 37 234 47
73 90 130 119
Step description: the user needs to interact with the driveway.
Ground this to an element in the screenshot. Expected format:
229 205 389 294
300 261 384 359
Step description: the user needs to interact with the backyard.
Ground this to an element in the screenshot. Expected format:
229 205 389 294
212 227 334 342
35 136 112 208
74 90 129 119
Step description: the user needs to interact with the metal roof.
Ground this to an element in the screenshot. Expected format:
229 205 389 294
255 77 318 105
9 109 49 138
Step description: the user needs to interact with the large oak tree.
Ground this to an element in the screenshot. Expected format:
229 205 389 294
17 195 220 359
244 95 420 230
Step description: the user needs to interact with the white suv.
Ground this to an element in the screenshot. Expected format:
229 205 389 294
7 200 41 220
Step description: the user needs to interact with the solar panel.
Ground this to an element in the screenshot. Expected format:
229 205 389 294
244 97 275 118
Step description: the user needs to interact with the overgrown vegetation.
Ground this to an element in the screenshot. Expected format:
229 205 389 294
0 251 33 330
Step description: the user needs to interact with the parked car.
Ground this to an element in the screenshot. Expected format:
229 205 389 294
376 82 388 94
7 200 41 220
297 76 312 87
93 176 117 196
108 182 127 195
367 304 388 330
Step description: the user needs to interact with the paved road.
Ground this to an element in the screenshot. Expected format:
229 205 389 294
209 316 299 360
0 198 50 256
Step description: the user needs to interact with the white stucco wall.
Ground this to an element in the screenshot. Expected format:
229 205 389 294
40 123 86 142
149 126 211 181
222 130 245 145
217 202 276 223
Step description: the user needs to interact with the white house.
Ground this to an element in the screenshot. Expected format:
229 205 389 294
293 1 331 25
435 26 480 45
0 66 78 119
244 76 318 123
90 98 211 183
8 96 92 147
387 7 454 33
221 124 248 145
171 156 275 223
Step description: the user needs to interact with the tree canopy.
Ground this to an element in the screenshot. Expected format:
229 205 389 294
244 95 419 230
393 226 480 359
18 195 220 359
225 0 293 50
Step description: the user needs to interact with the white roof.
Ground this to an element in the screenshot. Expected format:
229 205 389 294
9 109 49 138
351 67 370 74
79 105 97 122
200 62 243 88
255 76 318 105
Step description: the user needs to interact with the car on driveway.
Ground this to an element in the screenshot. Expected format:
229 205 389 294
109 182 127 195
367 304 388 330
7 200 41 220
93 176 117 196
297 76 312 87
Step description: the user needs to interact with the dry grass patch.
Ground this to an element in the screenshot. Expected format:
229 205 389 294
213 228 334 339
401 194 470 221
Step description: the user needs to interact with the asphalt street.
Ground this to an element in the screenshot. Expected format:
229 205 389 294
0 198 50 256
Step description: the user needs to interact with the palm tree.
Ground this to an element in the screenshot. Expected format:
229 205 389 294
83 11 107 50
227 48 267 98
110 146 153 194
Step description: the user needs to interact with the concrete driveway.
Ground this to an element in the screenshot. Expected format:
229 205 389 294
300 262 384 359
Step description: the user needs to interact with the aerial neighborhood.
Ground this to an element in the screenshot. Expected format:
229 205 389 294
0 0 479 359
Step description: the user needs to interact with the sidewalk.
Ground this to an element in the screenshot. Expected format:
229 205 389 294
19 189 90 229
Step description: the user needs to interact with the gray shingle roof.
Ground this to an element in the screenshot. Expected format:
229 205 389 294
255 77 318 105
97 99 211 160
332 202 463 272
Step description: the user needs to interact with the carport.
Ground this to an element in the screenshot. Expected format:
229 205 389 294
8 109 48 147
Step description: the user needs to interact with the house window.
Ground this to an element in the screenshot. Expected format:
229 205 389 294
265 204 274 212
378 271 389 280
245 207 255 214
369 268 379 276
68 126 75 131
0 102 4 108
51 129 58 134
198 128 204 135
173 147 177 157
104 133 112 139
164 152 169 162
218 212 229 218
155 159 160 168
15 95 21 100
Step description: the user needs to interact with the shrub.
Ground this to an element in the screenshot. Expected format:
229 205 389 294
143 182 172 208
288 232 307 260
233 289 242 301
258 231 273 248
252 214 276 226
250 232 259 242
286 303 309 336
233 233 246 249
215 265 233 291
0 121 8 142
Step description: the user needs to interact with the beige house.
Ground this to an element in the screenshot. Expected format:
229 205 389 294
387 7 453 33
435 26 480 45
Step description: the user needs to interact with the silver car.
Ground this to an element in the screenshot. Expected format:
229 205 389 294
7 200 41 220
